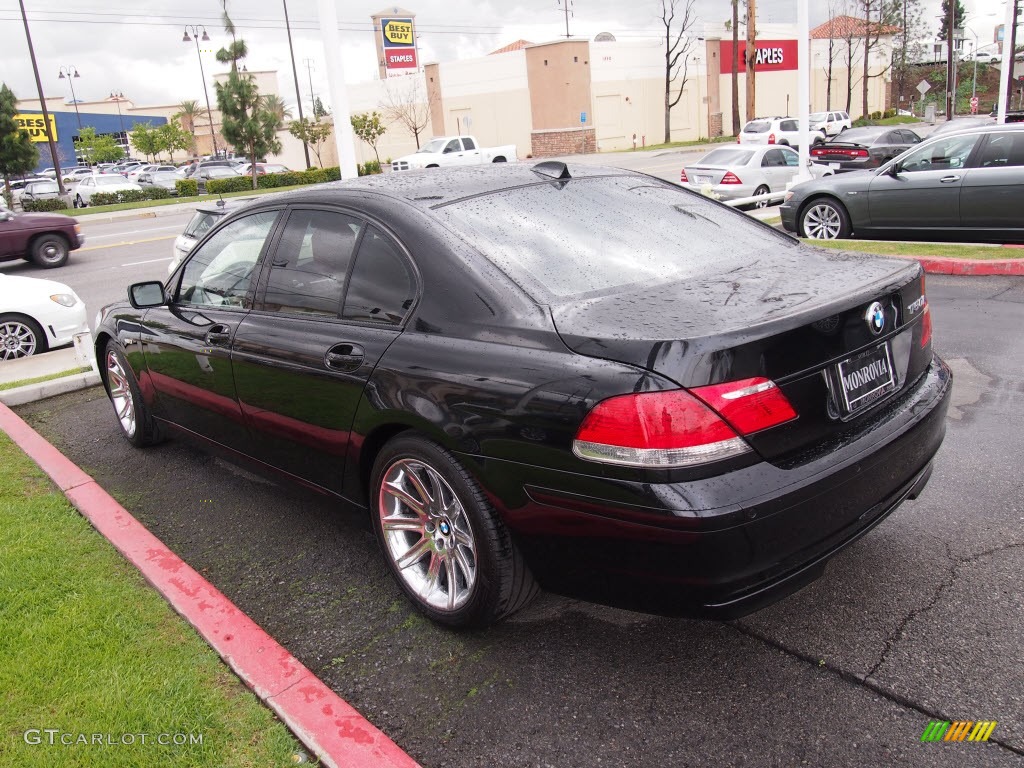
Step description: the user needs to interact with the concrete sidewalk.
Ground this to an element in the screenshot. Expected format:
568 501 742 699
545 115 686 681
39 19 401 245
0 346 101 407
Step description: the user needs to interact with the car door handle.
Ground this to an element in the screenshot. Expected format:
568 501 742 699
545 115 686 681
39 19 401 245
939 175 961 183
205 324 231 345
325 343 364 371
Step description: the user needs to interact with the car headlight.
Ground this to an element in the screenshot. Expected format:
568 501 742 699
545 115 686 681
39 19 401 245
50 293 78 307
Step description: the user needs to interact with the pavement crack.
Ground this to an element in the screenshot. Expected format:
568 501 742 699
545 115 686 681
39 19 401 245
863 539 1024 681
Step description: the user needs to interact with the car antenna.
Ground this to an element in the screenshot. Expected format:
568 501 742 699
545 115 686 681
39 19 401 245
532 161 571 180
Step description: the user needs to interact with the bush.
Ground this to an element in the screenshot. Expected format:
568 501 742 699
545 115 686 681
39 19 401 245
256 170 304 189
300 168 329 184
323 166 341 182
119 189 147 203
206 175 253 194
357 160 382 176
883 109 897 119
144 187 171 200
89 192 121 206
175 178 198 197
23 198 69 212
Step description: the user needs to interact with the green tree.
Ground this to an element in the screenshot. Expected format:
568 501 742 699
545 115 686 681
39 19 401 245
261 95 292 122
288 117 333 168
313 96 329 119
937 0 965 38
75 127 124 165
214 3 283 189
156 121 193 162
350 111 386 167
174 99 204 155
130 122 161 162
0 84 39 208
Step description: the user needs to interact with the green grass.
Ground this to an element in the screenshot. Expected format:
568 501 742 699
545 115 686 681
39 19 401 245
0 367 91 392
622 135 737 152
0 434 311 766
851 116 922 127
71 185 314 217
804 239 1021 260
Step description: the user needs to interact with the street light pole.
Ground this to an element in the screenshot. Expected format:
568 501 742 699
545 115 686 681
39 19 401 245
182 25 219 158
109 91 127 152
58 66 82 129
282 0 311 169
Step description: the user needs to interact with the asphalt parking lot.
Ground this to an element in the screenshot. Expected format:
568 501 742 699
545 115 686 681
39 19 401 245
13 273 1023 767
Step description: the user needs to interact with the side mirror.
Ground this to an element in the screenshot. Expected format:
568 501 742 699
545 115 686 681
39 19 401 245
129 281 167 309
886 162 901 178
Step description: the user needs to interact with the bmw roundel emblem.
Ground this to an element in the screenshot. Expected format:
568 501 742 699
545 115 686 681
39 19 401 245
865 301 886 335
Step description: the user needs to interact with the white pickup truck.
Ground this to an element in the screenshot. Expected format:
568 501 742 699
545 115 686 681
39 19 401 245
391 135 517 171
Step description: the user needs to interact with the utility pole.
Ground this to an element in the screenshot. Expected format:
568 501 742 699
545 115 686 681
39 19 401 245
731 0 740 134
558 0 573 39
1005 0 1020 113
945 0 955 119
746 0 757 122
304 59 316 110
282 0 311 169
18 0 65 195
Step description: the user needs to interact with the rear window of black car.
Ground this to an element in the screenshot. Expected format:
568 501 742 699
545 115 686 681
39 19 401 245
833 127 885 143
437 176 793 300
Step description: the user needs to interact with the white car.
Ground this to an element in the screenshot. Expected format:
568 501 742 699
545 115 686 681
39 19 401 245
739 117 826 149
391 134 518 171
808 110 852 137
62 167 97 183
126 164 177 182
0 273 88 359
73 175 143 208
681 145 833 207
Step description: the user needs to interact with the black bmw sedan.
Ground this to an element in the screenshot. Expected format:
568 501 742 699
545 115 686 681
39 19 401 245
95 162 951 627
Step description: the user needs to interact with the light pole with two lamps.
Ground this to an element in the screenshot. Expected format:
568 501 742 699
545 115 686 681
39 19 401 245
109 91 128 155
181 25 219 158
57 66 82 129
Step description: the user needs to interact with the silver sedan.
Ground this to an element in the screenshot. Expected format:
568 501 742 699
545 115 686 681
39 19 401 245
681 145 832 208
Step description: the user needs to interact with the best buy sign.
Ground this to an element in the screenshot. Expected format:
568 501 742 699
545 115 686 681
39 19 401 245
14 113 58 142
382 18 414 47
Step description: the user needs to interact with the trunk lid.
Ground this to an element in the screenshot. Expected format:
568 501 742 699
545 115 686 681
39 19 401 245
684 165 731 185
551 248 931 465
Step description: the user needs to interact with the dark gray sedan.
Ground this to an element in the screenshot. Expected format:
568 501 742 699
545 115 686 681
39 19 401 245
782 123 1024 241
809 126 921 173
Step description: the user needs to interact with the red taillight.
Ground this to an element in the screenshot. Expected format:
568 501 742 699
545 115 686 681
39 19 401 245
572 379 797 468
811 147 825 156
920 305 932 348
852 148 869 157
680 169 689 183
768 133 776 144
721 171 742 185
573 390 749 467
691 378 798 436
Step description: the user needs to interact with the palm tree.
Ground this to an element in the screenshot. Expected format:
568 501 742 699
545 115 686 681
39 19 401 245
174 99 204 155
261 95 292 122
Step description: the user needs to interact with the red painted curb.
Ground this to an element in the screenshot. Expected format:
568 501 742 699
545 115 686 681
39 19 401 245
0 403 420 768
912 256 1024 276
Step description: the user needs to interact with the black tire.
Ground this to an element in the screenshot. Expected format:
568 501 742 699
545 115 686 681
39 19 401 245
492 156 507 163
0 314 47 360
778 139 790 146
426 164 439 169
103 340 163 447
370 434 538 628
752 184 771 209
31 234 70 268
799 197 851 240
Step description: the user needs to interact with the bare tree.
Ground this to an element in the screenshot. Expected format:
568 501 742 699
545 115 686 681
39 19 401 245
840 0 862 115
824 0 842 110
659 0 699 144
730 0 741 134
380 77 434 149
861 0 899 117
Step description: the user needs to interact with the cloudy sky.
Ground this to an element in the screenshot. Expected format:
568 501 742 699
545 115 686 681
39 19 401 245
1 0 1009 113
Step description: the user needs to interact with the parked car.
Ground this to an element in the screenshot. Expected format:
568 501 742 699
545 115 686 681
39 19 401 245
62 167 97 183
96 162 951 627
73 175 143 208
391 135 517 171
930 116 996 137
167 198 256 274
236 163 290 176
20 180 61 205
127 164 177 182
182 160 233 178
3 177 49 209
808 110 852 137
782 123 1024 241
0 273 88 359
0 208 83 268
137 171 182 195
681 145 833 207
193 166 240 194
739 117 826 148
809 126 922 172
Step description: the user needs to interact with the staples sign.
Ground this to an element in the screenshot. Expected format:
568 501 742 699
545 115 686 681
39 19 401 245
385 49 417 69
719 40 798 72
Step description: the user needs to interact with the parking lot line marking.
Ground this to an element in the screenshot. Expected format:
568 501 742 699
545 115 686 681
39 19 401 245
121 257 173 267
78 235 176 253
86 224 185 240
0 402 422 768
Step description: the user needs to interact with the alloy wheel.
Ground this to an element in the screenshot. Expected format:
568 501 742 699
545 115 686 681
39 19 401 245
106 349 137 437
378 458 478 612
803 204 842 239
0 321 38 359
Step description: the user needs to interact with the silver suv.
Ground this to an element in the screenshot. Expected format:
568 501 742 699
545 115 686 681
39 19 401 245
809 110 852 137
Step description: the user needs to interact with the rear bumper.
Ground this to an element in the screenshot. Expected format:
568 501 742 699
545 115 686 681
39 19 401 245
466 355 951 618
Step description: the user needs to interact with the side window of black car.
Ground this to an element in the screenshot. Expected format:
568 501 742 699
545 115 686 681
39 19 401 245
262 209 362 317
177 211 279 308
342 226 415 325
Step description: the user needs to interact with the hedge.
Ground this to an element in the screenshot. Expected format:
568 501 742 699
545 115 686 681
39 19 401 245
23 198 69 212
175 178 198 197
206 175 255 194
